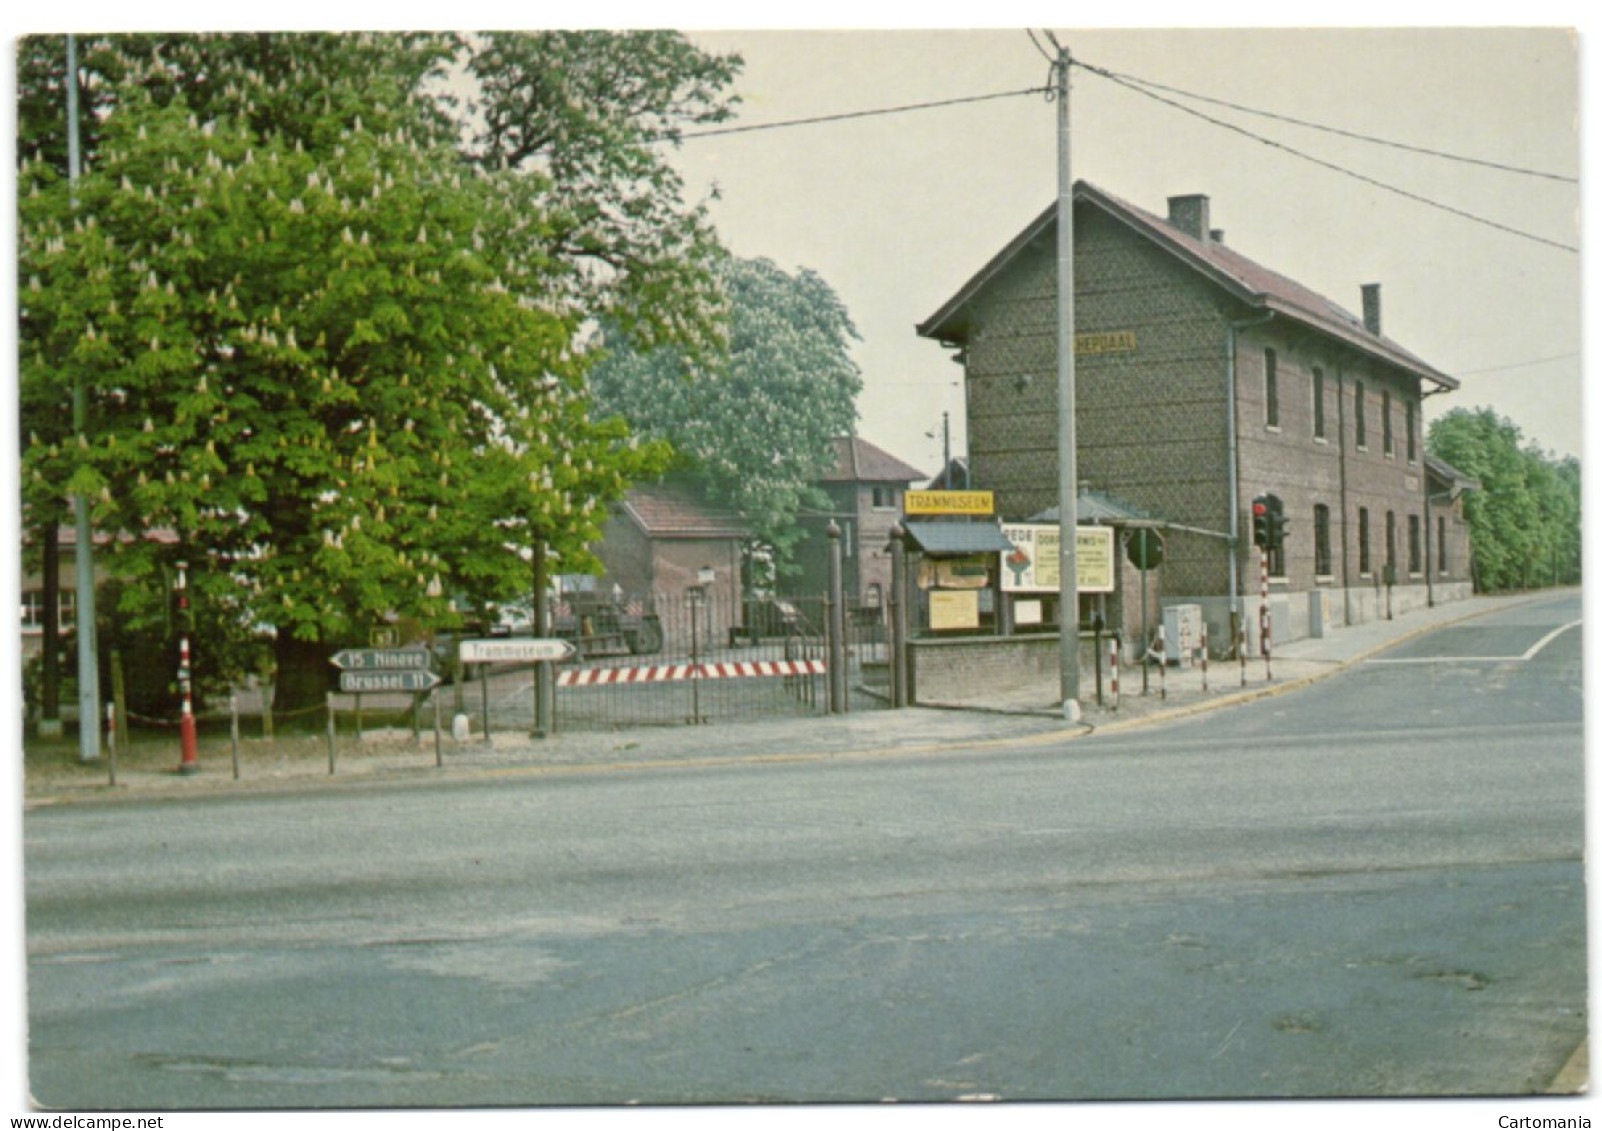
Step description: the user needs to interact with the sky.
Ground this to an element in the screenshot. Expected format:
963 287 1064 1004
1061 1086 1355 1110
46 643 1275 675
662 26 1582 478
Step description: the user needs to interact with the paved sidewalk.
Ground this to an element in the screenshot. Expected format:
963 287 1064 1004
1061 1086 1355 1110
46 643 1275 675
920 590 1560 728
22 591 1561 806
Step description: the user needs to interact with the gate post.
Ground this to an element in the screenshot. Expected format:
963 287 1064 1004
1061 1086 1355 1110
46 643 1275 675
826 523 847 714
532 540 555 737
888 524 909 709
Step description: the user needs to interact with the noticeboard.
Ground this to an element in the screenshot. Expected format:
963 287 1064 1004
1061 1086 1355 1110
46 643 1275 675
915 555 990 591
929 589 981 632
999 524 1116 594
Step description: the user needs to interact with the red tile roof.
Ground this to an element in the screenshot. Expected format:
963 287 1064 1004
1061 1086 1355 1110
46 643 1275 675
822 436 926 484
622 483 748 539
918 181 1457 391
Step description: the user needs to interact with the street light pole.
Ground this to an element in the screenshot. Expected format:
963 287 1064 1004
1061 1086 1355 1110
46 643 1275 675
1054 43 1081 721
66 34 102 761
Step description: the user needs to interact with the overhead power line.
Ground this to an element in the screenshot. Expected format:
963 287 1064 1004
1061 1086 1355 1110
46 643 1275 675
1073 57 1579 254
677 87 1046 141
1086 64 1577 184
1453 351 1579 377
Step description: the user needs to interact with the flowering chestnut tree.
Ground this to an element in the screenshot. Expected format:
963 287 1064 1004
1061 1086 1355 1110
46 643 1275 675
18 32 734 719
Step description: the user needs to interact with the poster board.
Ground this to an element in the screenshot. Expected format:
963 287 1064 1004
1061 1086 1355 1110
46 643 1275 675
999 524 1116 593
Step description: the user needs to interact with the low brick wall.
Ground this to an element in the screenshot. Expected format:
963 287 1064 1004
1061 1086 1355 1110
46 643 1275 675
908 633 1096 704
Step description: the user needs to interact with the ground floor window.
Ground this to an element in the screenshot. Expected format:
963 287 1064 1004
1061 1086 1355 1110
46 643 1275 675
1408 514 1422 575
1437 516 1449 574
21 589 75 633
1358 508 1371 575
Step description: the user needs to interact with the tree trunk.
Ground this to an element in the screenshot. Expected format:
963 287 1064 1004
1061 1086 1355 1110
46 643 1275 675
273 631 331 730
39 511 61 731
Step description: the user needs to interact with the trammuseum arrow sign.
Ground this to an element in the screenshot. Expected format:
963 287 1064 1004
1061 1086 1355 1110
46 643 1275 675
459 638 577 664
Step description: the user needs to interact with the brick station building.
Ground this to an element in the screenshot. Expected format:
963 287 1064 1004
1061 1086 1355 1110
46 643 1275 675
917 181 1474 649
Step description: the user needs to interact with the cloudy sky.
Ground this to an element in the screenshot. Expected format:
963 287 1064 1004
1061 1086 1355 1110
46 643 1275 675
665 25 1582 478
7 13 1584 481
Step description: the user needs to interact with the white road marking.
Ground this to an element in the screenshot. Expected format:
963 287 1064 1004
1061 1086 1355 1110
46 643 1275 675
1365 619 1581 665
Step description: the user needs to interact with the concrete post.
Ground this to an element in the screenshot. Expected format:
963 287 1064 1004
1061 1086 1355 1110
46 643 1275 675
889 524 908 709
826 523 847 714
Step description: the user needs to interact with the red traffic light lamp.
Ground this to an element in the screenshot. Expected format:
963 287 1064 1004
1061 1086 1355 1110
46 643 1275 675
1251 497 1271 548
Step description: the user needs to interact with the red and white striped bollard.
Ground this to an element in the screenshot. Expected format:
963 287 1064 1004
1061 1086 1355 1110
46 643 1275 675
176 560 199 774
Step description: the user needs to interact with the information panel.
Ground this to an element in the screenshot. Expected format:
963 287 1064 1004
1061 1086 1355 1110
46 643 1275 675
999 524 1116 594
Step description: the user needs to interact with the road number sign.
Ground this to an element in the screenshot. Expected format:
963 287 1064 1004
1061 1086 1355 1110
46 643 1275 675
459 638 577 664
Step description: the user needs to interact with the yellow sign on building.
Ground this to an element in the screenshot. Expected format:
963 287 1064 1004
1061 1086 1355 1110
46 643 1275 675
1074 330 1137 356
904 490 995 516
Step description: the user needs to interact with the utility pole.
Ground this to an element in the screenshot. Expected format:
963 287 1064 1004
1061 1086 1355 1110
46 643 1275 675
1054 41 1081 721
941 411 951 487
66 34 102 762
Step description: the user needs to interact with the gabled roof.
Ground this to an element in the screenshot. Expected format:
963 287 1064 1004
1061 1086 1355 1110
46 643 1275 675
917 181 1457 392
1028 488 1160 526
822 435 926 484
1424 453 1481 494
927 456 970 490
621 483 748 540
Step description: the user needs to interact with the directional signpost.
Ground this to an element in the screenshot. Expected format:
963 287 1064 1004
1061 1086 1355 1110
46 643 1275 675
337 669 442 694
331 648 431 672
458 638 576 664
331 647 439 693
457 639 576 742
326 647 444 769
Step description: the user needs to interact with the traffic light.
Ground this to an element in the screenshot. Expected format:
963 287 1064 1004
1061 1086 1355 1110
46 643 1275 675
1267 502 1289 550
1251 496 1270 548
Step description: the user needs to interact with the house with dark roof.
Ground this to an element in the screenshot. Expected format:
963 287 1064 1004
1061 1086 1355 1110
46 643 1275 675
787 436 926 608
917 182 1472 648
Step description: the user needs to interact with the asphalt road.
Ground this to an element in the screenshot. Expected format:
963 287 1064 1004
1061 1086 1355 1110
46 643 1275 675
23 593 1585 1109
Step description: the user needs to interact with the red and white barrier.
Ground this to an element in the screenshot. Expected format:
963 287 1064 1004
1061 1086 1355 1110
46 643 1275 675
558 659 826 687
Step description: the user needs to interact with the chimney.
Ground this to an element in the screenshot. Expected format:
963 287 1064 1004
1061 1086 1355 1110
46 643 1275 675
1361 283 1382 335
1167 194 1211 242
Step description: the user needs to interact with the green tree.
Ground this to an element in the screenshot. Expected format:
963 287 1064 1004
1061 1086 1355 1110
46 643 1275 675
18 32 744 721
1427 406 1581 592
467 30 740 363
589 257 864 573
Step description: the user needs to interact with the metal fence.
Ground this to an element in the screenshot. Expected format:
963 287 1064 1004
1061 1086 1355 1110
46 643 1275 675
448 592 890 736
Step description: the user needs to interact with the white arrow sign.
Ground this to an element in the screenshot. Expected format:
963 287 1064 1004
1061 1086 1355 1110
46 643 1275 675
339 668 442 694
459 638 576 664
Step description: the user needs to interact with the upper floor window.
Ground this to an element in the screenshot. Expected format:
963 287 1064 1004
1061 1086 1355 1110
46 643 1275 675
870 486 897 509
1312 368 1326 440
1264 349 1280 429
1354 382 1367 448
1382 390 1394 456
1405 401 1417 462
1313 504 1332 577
